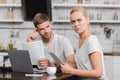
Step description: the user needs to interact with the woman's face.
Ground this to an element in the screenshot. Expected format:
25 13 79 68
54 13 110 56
70 11 89 34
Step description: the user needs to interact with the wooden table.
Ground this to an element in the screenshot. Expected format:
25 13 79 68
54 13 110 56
0 50 79 80
0 71 76 80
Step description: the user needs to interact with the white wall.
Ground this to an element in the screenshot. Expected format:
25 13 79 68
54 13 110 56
0 0 120 53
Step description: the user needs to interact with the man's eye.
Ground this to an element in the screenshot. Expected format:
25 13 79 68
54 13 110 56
39 28 44 31
46 25 49 28
77 19 82 22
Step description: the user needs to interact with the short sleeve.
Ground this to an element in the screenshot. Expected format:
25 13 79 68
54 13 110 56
87 36 102 55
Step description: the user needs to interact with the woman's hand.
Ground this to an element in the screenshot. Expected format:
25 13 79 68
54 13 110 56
60 63 74 74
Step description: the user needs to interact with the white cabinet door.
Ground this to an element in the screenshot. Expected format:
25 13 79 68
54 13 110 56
113 56 120 80
113 63 120 80
104 55 120 80
104 56 114 80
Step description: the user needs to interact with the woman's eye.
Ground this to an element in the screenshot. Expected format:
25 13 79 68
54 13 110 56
71 21 75 24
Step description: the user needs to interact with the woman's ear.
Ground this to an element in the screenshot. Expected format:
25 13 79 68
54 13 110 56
87 16 90 25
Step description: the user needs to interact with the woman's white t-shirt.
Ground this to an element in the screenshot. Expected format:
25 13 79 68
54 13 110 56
75 35 106 80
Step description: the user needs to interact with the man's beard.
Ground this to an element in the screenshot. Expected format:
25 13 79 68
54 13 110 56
41 32 52 41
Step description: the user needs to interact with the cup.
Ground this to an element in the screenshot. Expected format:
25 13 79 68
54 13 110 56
46 67 57 76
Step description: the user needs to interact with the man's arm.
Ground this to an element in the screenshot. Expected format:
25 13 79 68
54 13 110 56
62 37 76 68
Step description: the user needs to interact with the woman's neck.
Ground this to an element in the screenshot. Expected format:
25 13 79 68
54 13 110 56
79 29 92 47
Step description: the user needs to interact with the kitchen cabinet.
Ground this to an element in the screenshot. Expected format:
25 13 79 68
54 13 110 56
104 56 114 80
104 55 120 80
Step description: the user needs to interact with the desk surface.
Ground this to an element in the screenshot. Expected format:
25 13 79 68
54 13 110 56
0 71 75 80
0 52 8 56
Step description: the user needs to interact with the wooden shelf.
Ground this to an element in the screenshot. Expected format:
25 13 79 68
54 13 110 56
53 20 120 24
0 4 21 7
0 19 24 23
53 4 120 8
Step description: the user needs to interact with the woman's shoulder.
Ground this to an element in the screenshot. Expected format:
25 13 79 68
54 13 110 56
86 35 100 45
87 35 98 41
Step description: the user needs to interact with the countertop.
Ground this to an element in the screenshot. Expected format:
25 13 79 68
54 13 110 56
1 50 120 56
104 52 120 56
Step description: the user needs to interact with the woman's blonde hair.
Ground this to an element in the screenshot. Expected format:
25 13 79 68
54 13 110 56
70 6 88 18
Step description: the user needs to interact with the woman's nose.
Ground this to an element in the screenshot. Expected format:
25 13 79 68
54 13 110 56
74 21 79 27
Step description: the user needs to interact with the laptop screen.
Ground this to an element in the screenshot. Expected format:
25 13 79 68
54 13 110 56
8 50 34 73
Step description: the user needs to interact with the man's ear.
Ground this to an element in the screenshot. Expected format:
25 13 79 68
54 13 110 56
35 28 38 32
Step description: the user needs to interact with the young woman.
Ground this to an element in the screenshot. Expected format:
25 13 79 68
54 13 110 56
60 7 107 80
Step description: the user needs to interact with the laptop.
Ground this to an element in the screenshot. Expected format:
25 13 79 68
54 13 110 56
8 50 46 74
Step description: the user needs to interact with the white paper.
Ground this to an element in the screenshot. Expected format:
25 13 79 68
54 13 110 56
25 74 43 77
22 41 45 66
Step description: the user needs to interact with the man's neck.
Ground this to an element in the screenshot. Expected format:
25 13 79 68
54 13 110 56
42 33 54 45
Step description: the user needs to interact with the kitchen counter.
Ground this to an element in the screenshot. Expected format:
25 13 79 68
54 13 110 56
104 52 120 56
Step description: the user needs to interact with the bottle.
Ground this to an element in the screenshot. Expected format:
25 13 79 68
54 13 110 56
7 8 14 19
2 0 7 4
8 40 13 50
13 40 17 50
113 12 118 20
78 0 83 4
0 41 3 49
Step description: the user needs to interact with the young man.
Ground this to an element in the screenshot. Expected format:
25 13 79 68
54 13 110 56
27 13 75 68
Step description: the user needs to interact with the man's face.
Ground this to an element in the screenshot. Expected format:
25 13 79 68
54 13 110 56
36 21 52 40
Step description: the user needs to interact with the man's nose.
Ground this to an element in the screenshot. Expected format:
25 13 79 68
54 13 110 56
44 28 48 32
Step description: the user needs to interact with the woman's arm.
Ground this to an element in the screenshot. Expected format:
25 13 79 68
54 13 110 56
61 52 103 78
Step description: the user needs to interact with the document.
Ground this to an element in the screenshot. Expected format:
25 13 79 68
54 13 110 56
22 41 45 66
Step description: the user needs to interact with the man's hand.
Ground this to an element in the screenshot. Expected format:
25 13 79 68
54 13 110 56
39 58 51 68
27 29 40 42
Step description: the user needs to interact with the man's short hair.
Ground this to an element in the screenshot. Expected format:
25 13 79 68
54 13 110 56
33 13 49 28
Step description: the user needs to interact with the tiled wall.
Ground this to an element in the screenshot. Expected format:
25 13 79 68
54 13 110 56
0 0 120 53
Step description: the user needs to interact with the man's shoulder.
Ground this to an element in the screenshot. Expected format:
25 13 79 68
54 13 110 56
55 33 68 40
